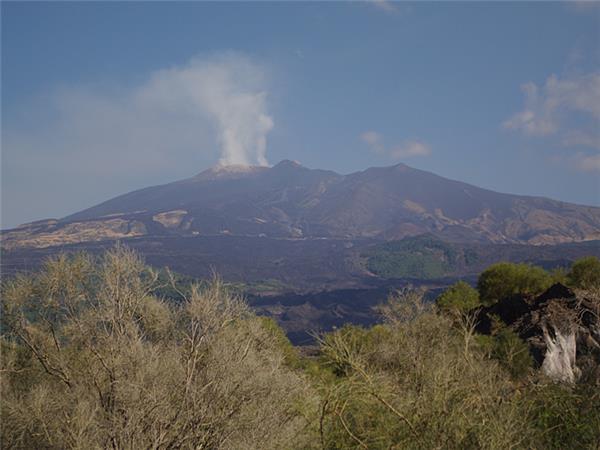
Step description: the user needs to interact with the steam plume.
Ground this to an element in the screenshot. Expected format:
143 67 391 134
2 53 274 227
142 53 274 166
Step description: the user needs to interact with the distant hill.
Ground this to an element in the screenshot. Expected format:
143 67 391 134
3 160 600 250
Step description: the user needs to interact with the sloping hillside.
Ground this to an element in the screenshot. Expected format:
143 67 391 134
3 160 600 250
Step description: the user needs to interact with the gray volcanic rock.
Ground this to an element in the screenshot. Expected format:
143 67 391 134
476 284 600 383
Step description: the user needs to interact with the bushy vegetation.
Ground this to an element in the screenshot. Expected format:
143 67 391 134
313 288 599 449
568 256 600 289
474 257 600 306
0 247 315 449
475 324 533 380
2 248 599 449
436 280 481 313
314 290 532 449
527 382 600 449
477 262 553 305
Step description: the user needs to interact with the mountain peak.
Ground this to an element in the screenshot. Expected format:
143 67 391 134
14 160 600 247
392 162 410 170
193 163 269 181
274 159 303 169
212 163 263 173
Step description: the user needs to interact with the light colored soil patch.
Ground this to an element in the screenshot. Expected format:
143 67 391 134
1 219 147 249
152 210 187 228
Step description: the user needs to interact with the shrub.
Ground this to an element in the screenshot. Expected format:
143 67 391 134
258 316 304 369
315 289 534 449
477 262 552 305
436 280 481 313
2 250 598 449
527 382 600 449
567 256 600 289
549 266 569 285
476 326 533 380
0 247 315 449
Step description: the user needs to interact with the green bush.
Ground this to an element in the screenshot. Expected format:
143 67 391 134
567 256 600 289
477 262 552 305
315 290 534 449
476 327 532 380
528 382 600 449
258 316 304 369
3 250 599 449
436 280 481 313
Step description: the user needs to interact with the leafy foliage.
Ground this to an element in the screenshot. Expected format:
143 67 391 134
567 256 600 289
258 316 304 369
528 382 600 449
436 280 481 313
476 326 533 380
2 248 599 449
314 289 534 449
477 262 553 305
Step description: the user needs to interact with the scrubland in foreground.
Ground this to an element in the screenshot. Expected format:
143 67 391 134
1 247 599 449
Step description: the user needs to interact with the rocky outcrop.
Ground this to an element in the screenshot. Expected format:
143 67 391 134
541 325 578 382
476 283 600 383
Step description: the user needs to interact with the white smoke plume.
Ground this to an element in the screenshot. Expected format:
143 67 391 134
142 54 274 166
2 53 274 227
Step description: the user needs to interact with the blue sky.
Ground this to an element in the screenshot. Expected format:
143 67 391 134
2 1 599 228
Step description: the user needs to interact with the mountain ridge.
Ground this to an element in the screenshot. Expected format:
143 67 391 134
3 160 600 249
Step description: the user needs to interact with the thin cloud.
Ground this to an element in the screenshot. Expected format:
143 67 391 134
565 0 600 12
574 152 600 172
503 73 600 136
360 131 385 154
389 140 431 159
504 71 600 173
360 130 382 146
370 0 399 13
562 130 600 151
361 131 431 160
552 152 600 173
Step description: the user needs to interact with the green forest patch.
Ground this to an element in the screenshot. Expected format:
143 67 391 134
363 235 478 279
